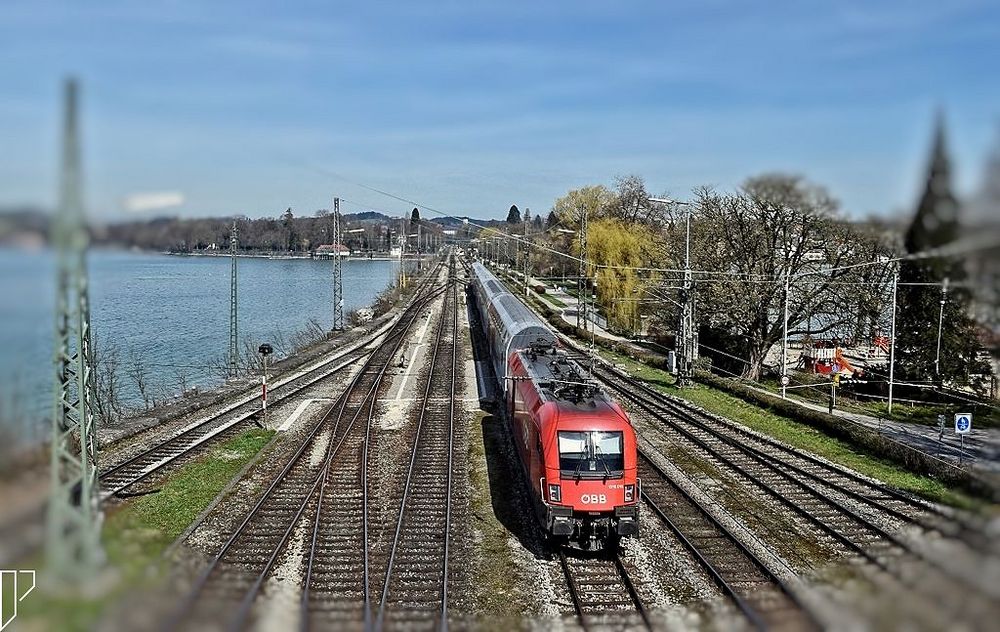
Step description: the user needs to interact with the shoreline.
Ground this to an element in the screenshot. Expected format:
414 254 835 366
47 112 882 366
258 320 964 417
167 251 426 262
0 245 423 263
0 259 436 465
0 250 416 453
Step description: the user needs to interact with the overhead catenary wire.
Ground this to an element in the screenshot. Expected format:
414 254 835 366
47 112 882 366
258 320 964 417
303 162 997 417
295 161 1000 284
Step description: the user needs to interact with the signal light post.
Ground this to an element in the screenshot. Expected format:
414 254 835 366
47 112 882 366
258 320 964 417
258 343 273 425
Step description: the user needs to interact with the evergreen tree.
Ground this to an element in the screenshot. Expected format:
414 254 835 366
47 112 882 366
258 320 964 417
896 117 989 385
282 207 297 250
506 204 521 224
523 208 532 227
546 210 558 229
410 207 420 222
533 215 544 231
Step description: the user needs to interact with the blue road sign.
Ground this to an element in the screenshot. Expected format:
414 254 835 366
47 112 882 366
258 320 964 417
955 413 972 434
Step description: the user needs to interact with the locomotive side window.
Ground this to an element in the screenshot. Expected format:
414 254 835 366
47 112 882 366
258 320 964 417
557 431 624 478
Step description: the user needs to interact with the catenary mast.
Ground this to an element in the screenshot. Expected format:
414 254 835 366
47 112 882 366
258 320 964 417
228 219 239 377
332 197 344 330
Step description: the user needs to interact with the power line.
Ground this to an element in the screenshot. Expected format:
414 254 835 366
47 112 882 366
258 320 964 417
294 161 1000 286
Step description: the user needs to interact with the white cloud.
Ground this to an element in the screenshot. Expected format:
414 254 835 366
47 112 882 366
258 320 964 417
121 191 185 212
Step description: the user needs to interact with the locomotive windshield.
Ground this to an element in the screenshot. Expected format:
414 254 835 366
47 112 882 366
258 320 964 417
558 431 624 478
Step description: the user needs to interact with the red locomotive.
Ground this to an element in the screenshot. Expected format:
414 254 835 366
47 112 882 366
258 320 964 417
470 262 639 549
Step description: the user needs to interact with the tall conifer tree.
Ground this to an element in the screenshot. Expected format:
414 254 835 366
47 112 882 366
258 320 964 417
896 116 989 385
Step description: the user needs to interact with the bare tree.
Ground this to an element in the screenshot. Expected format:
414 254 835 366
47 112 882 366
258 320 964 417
94 337 126 424
612 174 658 224
173 368 190 394
270 328 290 356
126 346 154 410
241 335 265 374
694 174 889 379
291 318 328 351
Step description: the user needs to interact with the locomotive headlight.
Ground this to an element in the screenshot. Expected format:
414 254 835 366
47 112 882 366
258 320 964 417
548 484 562 503
624 484 635 502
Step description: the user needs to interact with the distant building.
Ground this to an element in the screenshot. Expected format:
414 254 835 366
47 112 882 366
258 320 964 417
313 243 350 259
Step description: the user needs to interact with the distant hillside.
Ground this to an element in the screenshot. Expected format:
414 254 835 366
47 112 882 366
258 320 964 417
345 210 393 223
429 216 470 228
0 207 49 247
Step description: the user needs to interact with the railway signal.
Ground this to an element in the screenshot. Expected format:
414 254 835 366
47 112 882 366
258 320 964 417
259 343 273 425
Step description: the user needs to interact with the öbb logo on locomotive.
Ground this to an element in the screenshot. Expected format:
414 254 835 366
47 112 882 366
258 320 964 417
469 261 640 550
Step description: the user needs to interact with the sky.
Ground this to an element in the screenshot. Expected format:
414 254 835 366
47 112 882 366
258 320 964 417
1 0 998 222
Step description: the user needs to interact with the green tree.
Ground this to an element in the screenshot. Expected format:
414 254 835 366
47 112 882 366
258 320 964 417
545 210 558 229
581 219 657 332
896 119 990 387
552 185 614 226
282 207 296 251
967 131 1000 337
506 204 521 224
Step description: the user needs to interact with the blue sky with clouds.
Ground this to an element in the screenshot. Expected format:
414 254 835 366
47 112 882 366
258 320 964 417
1 1 998 221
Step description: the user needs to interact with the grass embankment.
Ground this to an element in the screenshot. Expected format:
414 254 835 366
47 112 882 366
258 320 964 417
756 375 1000 431
107 428 275 548
467 411 533 627
597 348 977 508
19 428 274 631
538 292 567 309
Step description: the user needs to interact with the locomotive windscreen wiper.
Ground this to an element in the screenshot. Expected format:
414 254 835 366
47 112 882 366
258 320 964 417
594 444 612 478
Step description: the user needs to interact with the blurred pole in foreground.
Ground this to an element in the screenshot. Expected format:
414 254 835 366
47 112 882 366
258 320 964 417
46 77 105 581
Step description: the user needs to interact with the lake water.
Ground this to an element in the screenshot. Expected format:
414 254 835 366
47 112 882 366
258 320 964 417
0 248 401 445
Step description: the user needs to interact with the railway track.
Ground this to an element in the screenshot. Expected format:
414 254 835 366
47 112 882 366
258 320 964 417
99 267 443 499
166 262 447 631
558 548 651 631
374 263 460 630
639 451 817 631
620 368 976 537
585 361 1000 613
298 267 460 631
